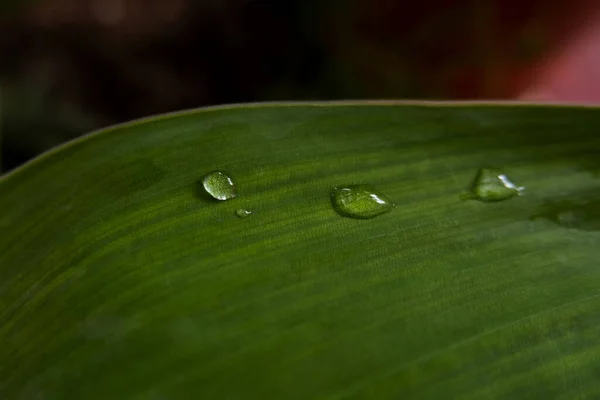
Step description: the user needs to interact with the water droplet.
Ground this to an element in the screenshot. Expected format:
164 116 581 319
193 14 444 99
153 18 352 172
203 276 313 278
201 171 236 201
461 168 524 202
331 184 395 219
235 208 252 218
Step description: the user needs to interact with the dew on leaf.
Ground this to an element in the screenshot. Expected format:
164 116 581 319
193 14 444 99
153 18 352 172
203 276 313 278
461 168 524 202
331 184 395 219
235 209 252 218
201 171 237 201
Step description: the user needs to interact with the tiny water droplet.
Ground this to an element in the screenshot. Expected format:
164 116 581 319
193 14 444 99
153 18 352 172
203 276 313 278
331 184 395 219
201 171 236 201
461 168 524 202
235 208 252 218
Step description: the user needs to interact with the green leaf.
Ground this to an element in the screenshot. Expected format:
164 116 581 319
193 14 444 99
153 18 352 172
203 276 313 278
1 102 600 399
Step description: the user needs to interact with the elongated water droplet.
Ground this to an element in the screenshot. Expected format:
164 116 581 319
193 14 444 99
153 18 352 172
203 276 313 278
235 208 252 218
331 184 394 219
201 171 236 201
461 168 524 202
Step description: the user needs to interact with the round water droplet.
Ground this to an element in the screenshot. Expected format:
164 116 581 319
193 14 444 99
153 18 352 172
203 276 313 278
461 168 524 202
331 184 395 219
201 171 237 201
235 208 252 218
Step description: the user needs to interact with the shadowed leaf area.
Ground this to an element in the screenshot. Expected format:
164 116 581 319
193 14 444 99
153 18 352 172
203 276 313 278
532 187 600 231
1 103 600 399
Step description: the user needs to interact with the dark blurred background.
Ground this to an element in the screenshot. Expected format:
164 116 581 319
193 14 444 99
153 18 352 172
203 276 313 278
2 0 600 172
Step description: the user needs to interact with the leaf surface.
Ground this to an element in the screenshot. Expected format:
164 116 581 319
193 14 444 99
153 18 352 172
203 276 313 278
1 102 600 399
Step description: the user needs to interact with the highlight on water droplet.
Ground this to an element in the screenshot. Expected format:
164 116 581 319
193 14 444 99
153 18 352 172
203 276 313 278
201 171 237 201
235 208 252 218
461 168 524 202
331 184 395 219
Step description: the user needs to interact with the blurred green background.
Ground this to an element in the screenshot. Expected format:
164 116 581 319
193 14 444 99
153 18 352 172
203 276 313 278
0 0 596 172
